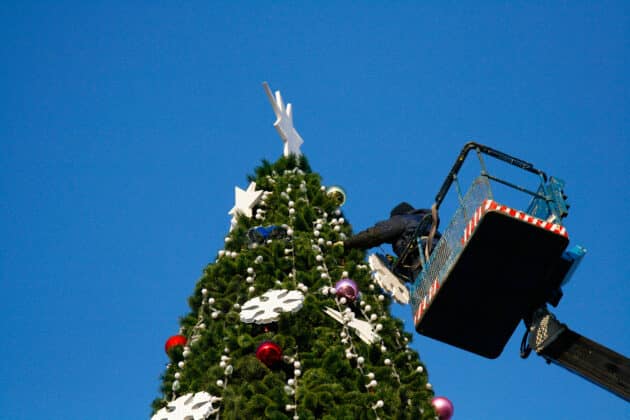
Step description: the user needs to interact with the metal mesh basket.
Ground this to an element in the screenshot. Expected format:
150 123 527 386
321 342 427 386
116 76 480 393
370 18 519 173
411 176 492 310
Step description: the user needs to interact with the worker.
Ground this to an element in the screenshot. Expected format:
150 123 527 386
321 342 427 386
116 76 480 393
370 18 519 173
341 202 440 282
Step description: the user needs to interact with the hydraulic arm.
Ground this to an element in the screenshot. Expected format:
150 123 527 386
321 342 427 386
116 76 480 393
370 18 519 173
526 307 630 402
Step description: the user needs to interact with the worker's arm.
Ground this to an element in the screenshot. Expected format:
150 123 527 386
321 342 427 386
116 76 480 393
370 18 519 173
343 218 405 250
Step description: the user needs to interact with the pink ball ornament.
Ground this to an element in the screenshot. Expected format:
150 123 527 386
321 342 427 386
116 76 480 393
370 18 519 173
334 278 359 302
432 396 454 420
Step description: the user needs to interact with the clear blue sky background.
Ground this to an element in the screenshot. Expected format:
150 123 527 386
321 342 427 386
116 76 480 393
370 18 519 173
1 3 628 419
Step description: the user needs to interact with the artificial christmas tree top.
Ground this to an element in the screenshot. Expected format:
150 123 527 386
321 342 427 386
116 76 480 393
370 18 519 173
151 83 437 419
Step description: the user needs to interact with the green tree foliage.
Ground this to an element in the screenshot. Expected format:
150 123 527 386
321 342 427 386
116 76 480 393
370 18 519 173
153 155 436 419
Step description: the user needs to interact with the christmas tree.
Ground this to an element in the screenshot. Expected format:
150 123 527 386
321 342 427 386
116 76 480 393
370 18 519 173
151 84 437 420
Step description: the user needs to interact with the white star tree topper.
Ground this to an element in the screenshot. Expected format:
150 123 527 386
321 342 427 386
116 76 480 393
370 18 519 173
263 82 304 157
228 181 264 221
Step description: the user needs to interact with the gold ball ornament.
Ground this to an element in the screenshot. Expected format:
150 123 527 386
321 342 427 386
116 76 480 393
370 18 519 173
326 186 346 206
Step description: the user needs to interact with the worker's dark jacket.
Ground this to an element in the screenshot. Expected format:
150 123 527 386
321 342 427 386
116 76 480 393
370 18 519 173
344 210 433 257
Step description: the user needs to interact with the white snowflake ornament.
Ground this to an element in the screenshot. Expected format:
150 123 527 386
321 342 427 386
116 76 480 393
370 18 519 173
240 289 305 324
323 306 380 345
368 254 410 304
151 392 221 420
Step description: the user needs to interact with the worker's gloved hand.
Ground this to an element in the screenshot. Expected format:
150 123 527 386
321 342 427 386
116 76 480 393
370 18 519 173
333 241 344 248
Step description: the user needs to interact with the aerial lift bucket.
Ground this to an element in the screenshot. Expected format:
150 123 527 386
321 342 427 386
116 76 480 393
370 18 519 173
411 143 579 358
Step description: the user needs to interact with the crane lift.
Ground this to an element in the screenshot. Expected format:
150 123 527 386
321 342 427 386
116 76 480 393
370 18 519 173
406 142 630 402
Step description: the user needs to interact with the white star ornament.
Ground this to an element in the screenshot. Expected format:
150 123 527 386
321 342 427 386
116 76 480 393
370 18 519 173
228 181 263 219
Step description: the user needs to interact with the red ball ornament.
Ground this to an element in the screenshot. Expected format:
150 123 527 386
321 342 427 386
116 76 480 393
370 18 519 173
432 396 454 420
164 335 187 354
256 341 282 367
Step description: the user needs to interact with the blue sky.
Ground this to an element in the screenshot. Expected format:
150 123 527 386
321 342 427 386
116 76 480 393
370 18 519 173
1 3 628 419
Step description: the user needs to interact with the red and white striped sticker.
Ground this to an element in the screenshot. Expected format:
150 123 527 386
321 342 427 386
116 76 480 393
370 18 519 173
461 199 568 245
413 278 440 325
